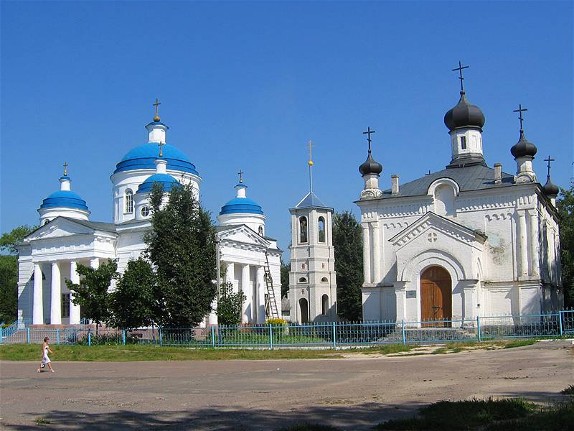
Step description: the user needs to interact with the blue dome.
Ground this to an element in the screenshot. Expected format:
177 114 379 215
137 173 180 194
114 143 199 175
220 197 263 215
40 190 89 211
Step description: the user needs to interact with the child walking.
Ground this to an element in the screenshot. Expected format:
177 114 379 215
37 336 55 373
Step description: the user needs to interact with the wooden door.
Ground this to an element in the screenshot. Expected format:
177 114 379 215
420 266 452 327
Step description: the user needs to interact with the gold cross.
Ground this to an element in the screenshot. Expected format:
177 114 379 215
153 98 161 121
158 141 165 158
238 169 244 183
63 161 68 176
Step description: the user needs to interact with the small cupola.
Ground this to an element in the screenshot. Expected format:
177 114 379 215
359 127 383 199
38 162 90 225
511 104 538 183
218 171 265 235
444 62 486 168
542 156 559 205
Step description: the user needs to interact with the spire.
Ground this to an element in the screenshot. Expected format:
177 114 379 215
307 140 314 194
153 98 161 122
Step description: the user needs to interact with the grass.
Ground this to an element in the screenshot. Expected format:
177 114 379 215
0 339 540 361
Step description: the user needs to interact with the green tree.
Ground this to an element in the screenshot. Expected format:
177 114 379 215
145 183 217 327
216 281 246 325
0 225 36 323
109 258 157 330
557 186 574 307
65 259 117 333
280 260 289 298
333 211 363 321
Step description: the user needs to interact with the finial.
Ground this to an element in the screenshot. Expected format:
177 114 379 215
63 161 68 176
158 141 165 158
307 140 314 193
308 140 314 167
238 169 244 183
452 60 469 93
153 98 161 122
363 127 375 153
544 155 555 178
513 104 528 133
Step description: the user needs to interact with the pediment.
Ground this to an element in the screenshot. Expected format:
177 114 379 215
390 212 486 250
217 224 270 247
25 217 102 242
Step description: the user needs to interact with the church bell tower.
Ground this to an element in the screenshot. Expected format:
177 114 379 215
288 142 337 323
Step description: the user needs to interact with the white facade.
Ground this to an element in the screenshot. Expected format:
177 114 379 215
358 88 562 324
17 112 281 327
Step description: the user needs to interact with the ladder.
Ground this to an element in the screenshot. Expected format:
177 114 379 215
264 251 280 319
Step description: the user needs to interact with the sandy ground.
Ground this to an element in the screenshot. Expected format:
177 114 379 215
1 339 573 430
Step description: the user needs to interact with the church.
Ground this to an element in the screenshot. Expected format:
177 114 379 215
357 65 563 324
16 104 282 327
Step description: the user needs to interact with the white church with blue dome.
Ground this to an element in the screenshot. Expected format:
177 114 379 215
17 106 282 327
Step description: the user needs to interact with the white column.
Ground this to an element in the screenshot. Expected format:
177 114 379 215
362 223 371 284
208 298 218 325
50 261 62 325
225 262 236 291
372 221 381 283
241 264 250 323
518 212 528 277
528 210 539 276
394 281 407 323
69 261 81 324
90 258 99 269
256 266 265 323
33 263 44 325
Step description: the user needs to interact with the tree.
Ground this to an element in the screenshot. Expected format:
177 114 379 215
65 259 117 333
0 225 36 323
145 183 217 327
557 186 574 307
333 211 363 321
109 258 157 330
280 260 289 298
216 281 246 325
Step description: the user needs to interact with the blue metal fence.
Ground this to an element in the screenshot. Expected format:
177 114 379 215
2 310 573 348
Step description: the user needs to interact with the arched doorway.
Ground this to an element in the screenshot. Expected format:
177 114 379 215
299 298 309 323
420 266 452 327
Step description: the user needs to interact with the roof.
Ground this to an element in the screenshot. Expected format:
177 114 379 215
293 192 332 209
114 143 199 175
378 164 515 199
61 217 117 233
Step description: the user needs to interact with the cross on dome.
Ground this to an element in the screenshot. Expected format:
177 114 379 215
452 61 469 93
63 161 68 176
158 141 165 158
238 169 244 183
153 98 161 122
513 104 528 132
544 155 555 177
363 127 375 153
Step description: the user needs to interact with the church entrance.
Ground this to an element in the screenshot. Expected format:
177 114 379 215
299 298 309 323
420 266 452 327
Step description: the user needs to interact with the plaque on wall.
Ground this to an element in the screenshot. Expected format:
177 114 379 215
406 290 416 298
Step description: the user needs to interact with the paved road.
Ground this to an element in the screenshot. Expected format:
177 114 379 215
1 340 572 430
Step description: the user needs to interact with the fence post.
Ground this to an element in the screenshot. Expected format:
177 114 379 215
332 322 337 349
122 330 126 345
27 327 31 344
269 324 274 350
56 329 60 345
211 325 216 348
401 320 406 345
559 311 564 336
159 327 163 346
477 316 481 342
88 331 92 346
0 326 3 344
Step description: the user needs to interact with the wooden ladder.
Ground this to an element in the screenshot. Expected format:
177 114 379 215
264 251 280 319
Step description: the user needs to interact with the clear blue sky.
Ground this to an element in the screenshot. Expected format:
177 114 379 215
1 0 573 257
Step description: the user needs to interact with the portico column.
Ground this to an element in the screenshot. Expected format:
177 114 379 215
371 221 381 283
225 262 236 291
256 266 265 323
33 263 44 325
362 223 371 283
518 211 528 277
69 261 81 324
241 264 250 323
460 280 477 324
50 261 62 325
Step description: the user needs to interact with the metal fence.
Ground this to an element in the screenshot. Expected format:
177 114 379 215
2 310 573 348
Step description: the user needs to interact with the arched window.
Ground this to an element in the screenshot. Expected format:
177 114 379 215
125 189 134 214
318 216 325 243
298 277 308 283
321 277 328 283
321 294 329 315
299 216 308 243
258 226 264 236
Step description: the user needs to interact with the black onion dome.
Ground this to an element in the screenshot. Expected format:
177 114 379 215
543 176 559 197
444 91 486 131
511 131 538 158
359 152 383 176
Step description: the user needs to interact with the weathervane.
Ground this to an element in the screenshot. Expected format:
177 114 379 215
452 61 469 93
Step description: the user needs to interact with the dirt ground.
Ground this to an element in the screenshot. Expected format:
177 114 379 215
1 339 573 430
